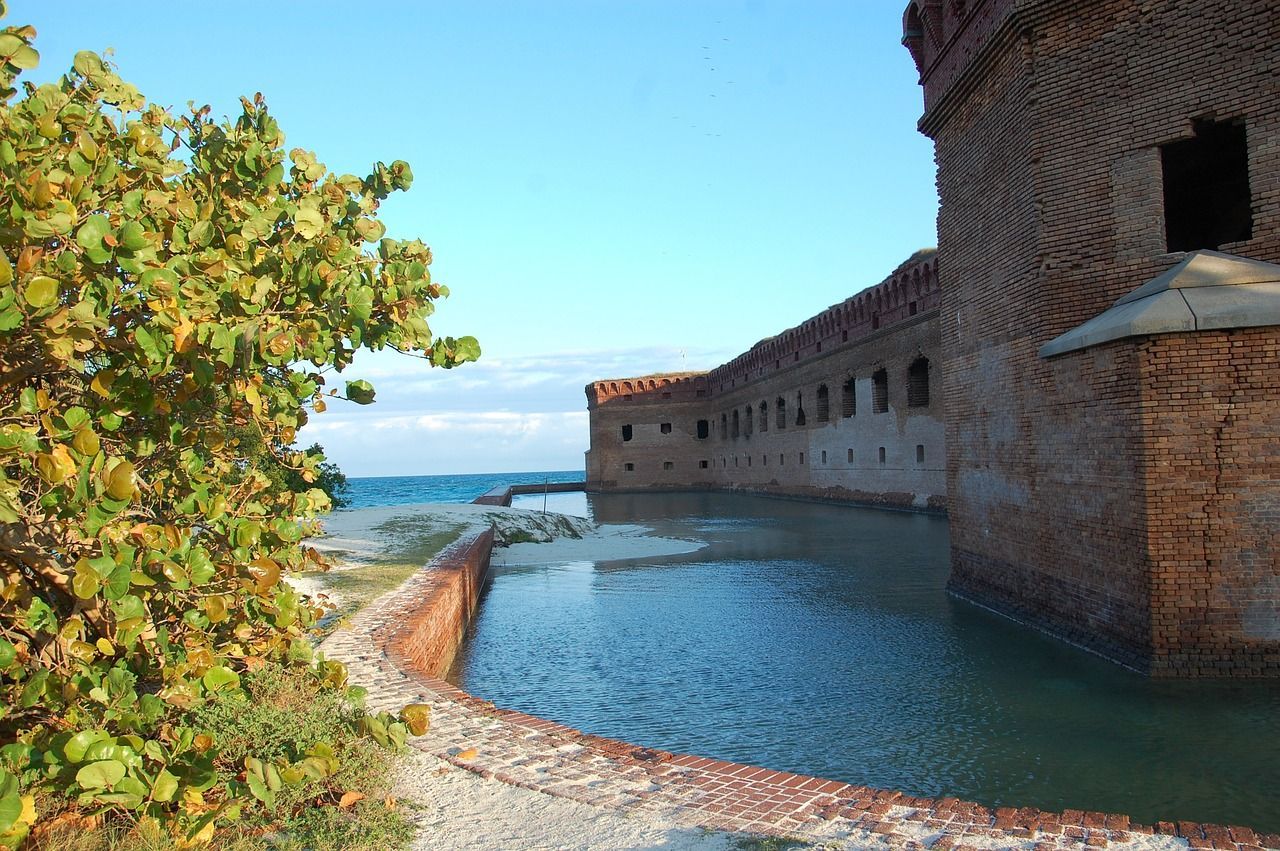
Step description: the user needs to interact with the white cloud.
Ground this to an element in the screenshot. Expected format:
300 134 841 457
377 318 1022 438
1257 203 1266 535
298 343 734 477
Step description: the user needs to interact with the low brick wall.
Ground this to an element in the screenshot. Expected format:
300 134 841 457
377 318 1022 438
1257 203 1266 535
322 525 1279 850
378 529 493 679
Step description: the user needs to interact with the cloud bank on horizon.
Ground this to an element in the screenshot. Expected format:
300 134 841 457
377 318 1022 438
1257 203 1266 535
300 344 734 477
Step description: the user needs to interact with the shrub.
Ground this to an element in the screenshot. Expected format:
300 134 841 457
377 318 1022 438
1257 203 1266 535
0 5 466 845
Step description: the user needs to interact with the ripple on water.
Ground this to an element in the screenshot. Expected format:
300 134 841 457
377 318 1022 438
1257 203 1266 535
449 491 1280 833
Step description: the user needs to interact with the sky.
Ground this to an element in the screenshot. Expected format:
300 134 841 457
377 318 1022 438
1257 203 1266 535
11 1 939 477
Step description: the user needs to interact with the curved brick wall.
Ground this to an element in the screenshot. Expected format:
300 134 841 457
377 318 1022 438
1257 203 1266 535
320 526 1280 850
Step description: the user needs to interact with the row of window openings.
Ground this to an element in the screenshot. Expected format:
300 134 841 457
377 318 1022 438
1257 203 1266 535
618 360 929 444
621 445 927 472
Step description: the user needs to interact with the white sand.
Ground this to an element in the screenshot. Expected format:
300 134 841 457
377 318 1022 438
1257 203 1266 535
395 750 737 851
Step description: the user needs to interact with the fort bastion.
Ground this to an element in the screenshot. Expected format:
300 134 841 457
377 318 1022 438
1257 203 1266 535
587 0 1279 677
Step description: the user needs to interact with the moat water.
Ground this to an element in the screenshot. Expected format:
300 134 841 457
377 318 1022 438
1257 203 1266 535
451 491 1280 832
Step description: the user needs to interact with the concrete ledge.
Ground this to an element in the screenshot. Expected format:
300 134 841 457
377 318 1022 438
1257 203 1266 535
1041 251 1280 357
319 527 1277 850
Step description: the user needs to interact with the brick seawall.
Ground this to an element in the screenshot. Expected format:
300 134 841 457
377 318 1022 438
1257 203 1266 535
319 528 1279 850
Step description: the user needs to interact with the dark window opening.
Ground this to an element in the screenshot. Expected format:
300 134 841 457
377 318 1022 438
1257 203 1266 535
696 389 705 397
872 313 880 330
816 384 830 422
663 461 674 471
720 414 728 440
799 452 805 465
816 341 822 353
908 357 930 407
734 455 738 467
821 450 827 465
878 447 886 465
916 444 925 464
624 462 634 472
696 419 709 439
762 454 767 466
909 301 918 316
847 448 854 463
759 402 769 433
699 459 709 469
779 453 785 465
872 369 888 413
744 406 754 437
660 422 672 434
842 377 856 417
776 397 786 430
1162 119 1252 252
795 392 806 427
842 330 849 343
731 409 740 439
621 424 633 442
793 352 799 362
747 455 752 467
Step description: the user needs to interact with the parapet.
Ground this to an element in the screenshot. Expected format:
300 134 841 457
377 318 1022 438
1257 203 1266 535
902 0 1017 120
586 372 710 409
706 249 938 392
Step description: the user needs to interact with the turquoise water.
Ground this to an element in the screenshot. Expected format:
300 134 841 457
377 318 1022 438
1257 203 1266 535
342 470 582 509
450 491 1280 833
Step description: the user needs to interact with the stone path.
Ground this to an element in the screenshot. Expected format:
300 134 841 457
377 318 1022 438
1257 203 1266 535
319 533 1280 851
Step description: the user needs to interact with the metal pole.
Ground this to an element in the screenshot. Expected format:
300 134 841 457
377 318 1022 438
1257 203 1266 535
542 477 548 515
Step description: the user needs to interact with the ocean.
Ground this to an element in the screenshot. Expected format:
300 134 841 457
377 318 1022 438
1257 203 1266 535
341 470 584 510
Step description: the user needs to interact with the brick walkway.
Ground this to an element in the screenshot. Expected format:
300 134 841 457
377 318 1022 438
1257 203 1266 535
319 534 1279 851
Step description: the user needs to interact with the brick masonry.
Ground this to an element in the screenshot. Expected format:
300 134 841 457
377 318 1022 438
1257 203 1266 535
586 250 947 513
902 0 1280 676
321 528 1280 850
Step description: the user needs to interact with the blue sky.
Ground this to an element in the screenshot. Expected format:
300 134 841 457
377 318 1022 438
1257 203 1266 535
12 1 938 476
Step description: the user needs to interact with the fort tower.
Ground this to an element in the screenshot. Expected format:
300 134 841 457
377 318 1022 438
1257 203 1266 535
904 0 1280 674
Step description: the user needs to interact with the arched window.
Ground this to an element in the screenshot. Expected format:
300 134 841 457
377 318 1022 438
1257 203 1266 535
720 413 728 440
744 405 754 437
731 409 740 439
776 397 786 430
759 401 768 433
908 356 930 407
795 392 806 427
872 368 888 413
842 376 856 417
816 384 830 422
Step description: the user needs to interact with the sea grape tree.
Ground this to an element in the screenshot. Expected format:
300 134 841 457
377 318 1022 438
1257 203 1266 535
0 6 474 844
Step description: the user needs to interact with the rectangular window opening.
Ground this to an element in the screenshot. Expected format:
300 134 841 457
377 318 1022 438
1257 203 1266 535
621 424 633 442
660 422 672 434
663 461 674 471
878 447 886 465
699 459 709 469
1162 118 1252 252
847 448 854 463
916 444 925 464
696 419 709 439
624 462 634 472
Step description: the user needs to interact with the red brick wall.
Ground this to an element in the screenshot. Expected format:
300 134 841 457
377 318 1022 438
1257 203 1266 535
1141 330 1280 676
384 529 494 680
915 0 1280 674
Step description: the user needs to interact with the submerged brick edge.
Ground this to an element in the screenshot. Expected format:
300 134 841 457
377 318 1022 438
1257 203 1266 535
319 528 1279 850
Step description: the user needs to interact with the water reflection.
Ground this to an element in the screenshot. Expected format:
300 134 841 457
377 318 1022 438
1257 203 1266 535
452 491 1280 832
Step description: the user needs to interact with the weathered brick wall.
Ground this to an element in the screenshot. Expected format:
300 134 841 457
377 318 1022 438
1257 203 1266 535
912 0 1280 674
586 252 946 511
383 529 494 680
1141 330 1280 676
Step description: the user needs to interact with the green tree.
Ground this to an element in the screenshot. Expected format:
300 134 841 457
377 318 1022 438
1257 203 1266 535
0 7 472 845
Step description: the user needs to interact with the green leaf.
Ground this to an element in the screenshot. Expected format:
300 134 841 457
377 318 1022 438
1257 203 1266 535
0 788 19 834
22 276 57 309
454 335 481 363
103 560 131 600
72 50 106 80
116 221 148 252
75 215 110 253
151 768 179 803
0 253 11 287
64 730 111 764
201 666 240 692
75 759 125 790
0 640 13 669
345 380 375 405
294 208 323 240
